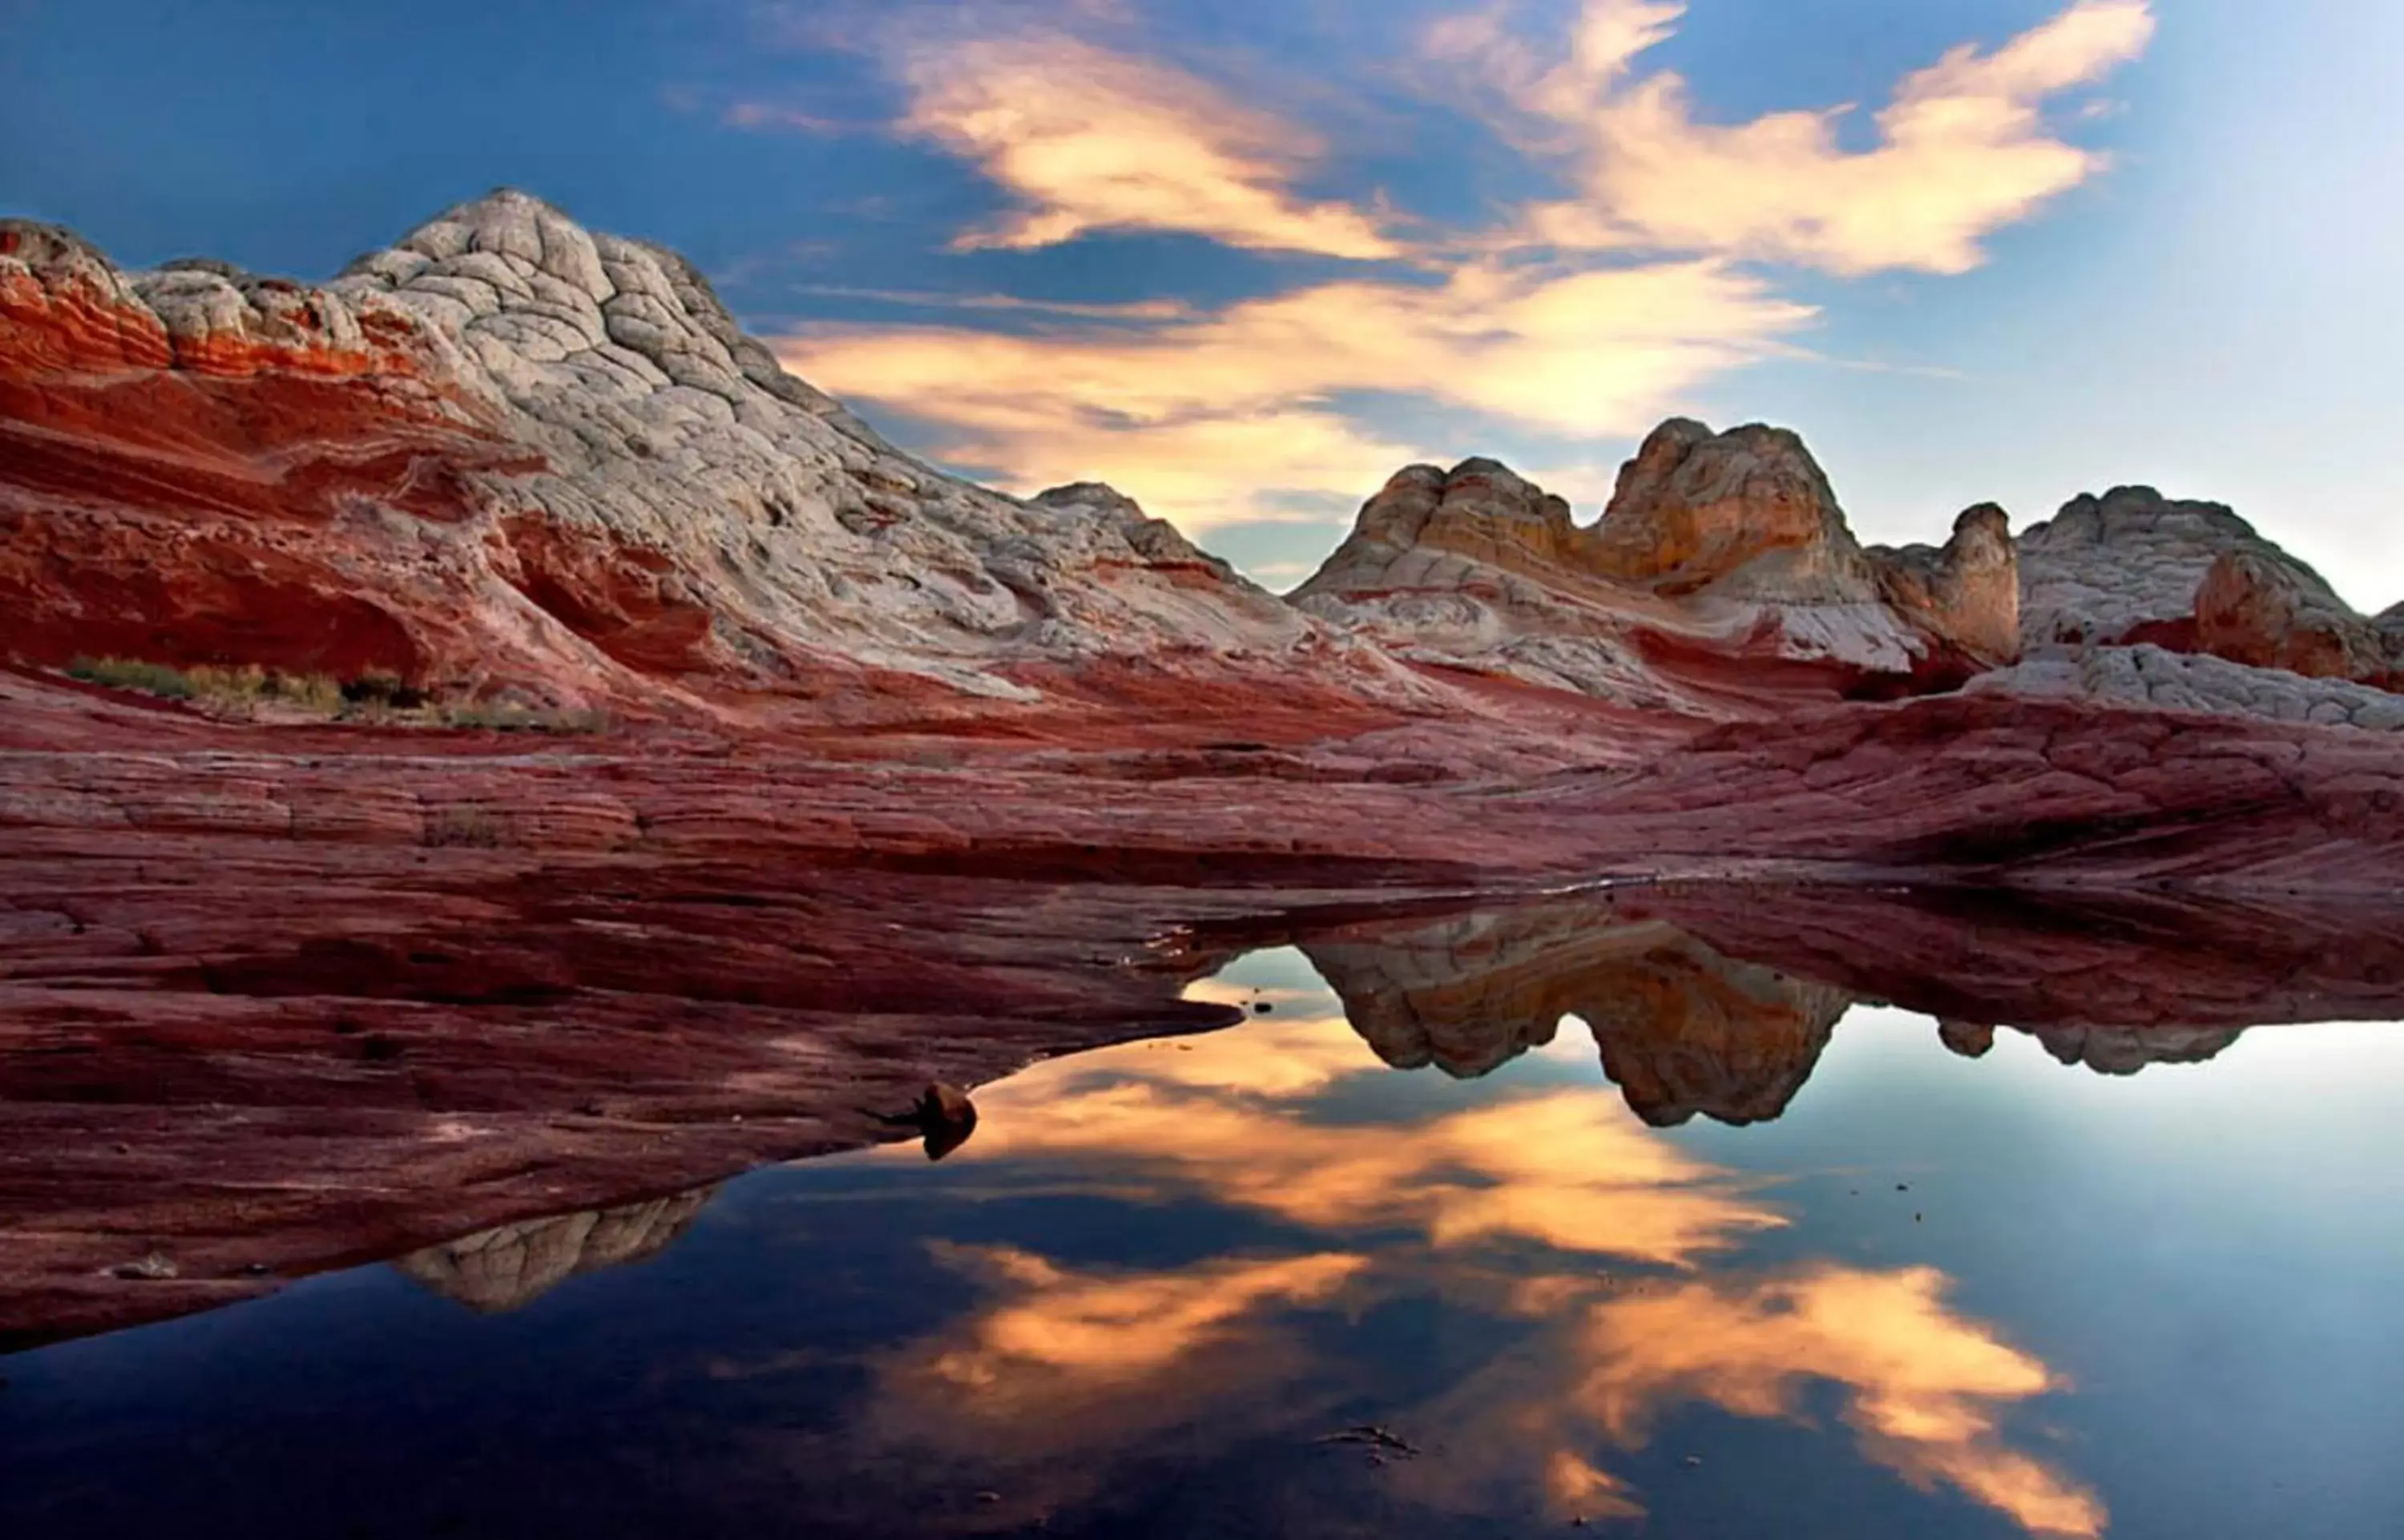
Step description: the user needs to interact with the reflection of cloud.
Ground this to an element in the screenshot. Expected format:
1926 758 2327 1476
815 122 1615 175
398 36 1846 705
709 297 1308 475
1398 1262 2104 1534
1608 1265 2106 1535
965 1014 1785 1266
833 983 2099 1535
1434 0 2156 275
917 1244 1364 1389
859 1244 1366 1506
783 259 1806 533
895 33 1399 257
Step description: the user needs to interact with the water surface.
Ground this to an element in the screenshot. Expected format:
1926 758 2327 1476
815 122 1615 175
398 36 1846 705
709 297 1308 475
5 941 2402 1539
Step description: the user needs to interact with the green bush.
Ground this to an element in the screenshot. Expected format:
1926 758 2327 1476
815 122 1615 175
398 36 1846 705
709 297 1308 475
68 656 199 699
69 656 350 713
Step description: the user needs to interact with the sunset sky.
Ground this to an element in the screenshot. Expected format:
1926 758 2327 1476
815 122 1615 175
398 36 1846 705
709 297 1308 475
8 0 2400 602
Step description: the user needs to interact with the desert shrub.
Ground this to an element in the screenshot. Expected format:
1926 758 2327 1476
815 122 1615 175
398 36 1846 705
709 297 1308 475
67 658 349 715
67 656 199 699
272 671 346 714
341 671 427 710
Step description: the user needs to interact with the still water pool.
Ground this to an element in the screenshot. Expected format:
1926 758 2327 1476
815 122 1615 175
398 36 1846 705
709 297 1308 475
4 945 2402 1539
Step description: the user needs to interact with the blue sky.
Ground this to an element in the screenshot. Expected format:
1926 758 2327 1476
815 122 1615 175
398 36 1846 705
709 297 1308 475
7 0 2400 603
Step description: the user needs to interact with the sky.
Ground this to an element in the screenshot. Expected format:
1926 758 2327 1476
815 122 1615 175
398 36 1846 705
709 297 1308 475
6 0 2401 603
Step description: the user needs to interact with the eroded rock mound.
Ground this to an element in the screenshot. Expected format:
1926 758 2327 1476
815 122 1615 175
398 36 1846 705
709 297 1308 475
1293 421 2017 714
0 192 1351 721
2015 485 2401 693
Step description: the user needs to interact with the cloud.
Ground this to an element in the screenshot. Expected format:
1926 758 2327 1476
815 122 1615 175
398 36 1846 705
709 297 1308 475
721 100 851 135
760 1 2152 567
781 257 1809 531
1442 0 2156 274
890 33 1402 257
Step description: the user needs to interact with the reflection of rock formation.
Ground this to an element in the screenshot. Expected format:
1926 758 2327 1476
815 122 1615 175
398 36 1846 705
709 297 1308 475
1301 909 1586 1078
2016 1025 2248 1077
1300 882 2404 1123
1632 884 2404 1038
1304 901 1851 1126
1578 941 1852 1127
1936 1017 2247 1075
393 1187 715 1312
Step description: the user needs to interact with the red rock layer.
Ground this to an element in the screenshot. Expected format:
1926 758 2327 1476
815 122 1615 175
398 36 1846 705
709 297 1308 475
6 659 2404 1346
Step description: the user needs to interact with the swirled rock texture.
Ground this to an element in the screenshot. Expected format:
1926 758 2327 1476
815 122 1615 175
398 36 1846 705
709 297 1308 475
0 193 1414 726
1293 421 2017 713
2012 485 2402 696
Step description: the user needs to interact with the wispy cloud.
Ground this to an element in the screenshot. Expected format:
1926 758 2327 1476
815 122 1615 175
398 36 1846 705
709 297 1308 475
760 0 2152 550
1438 0 2156 274
783 257 1808 530
720 100 853 135
789 284 1196 321
889 32 1403 257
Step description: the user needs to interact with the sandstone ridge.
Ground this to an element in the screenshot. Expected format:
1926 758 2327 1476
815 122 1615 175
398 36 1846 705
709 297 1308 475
1293 420 2019 711
1 191 1380 725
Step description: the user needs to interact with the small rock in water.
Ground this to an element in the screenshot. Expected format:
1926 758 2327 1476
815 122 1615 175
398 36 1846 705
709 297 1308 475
916 1082 978 1161
112 1251 179 1281
974 1491 1001 1506
1253 1002 1273 1014
1682 1455 1704 1469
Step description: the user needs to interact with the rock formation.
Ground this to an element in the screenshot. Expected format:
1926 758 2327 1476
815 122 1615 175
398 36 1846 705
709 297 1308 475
0 193 1369 723
2011 485 2402 701
1293 421 2018 712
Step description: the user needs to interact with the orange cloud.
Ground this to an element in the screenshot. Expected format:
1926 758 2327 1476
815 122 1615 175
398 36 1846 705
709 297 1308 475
763 3 2153 562
891 33 1401 257
781 258 1808 532
940 1012 1786 1264
1571 1265 2105 1534
1440 0 2156 274
834 995 2100 1534
917 1244 1365 1389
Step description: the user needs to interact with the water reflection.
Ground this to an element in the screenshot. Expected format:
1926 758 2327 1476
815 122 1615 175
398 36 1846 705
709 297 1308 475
395 1188 719 1312
361 889 2404 1534
830 974 2099 1534
14 885 2404 1538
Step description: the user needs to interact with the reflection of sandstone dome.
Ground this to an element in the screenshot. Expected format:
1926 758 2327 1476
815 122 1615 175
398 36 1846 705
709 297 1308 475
1938 1019 1998 1058
1304 907 1583 1078
394 1187 716 1312
1305 897 1853 1127
1579 941 1853 1127
2019 1024 2248 1077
